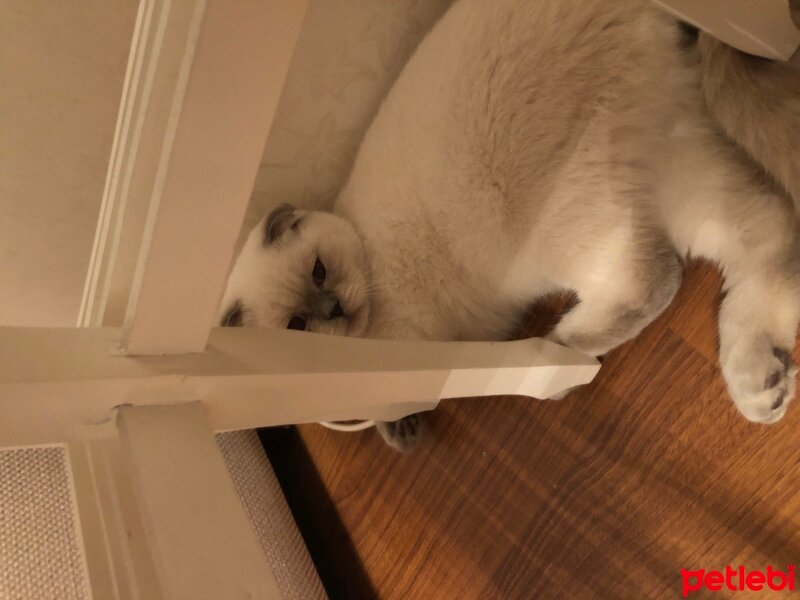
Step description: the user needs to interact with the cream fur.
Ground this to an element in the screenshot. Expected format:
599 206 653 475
222 0 800 429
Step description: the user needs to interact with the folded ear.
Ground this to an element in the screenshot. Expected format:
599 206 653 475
263 203 297 245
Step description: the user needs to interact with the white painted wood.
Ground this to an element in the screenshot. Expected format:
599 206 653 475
0 326 599 446
67 439 121 600
67 412 290 599
78 0 204 328
652 0 800 60
120 0 306 354
69 436 164 600
117 403 281 599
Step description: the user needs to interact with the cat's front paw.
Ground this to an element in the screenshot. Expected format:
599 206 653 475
376 414 423 452
724 342 796 424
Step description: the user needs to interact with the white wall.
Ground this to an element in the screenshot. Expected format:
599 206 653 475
0 2 136 326
242 0 453 245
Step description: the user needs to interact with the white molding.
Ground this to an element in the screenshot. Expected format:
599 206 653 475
67 405 287 600
117 403 281 599
78 0 200 329
78 0 306 352
0 326 599 446
68 436 164 600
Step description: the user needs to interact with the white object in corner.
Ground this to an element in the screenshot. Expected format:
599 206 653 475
653 0 800 60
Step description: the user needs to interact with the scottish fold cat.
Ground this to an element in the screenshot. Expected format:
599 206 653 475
222 0 800 450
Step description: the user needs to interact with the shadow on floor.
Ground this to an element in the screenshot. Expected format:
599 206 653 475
258 426 379 600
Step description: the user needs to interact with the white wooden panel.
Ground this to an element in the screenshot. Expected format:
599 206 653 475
122 0 306 355
117 403 280 599
0 326 599 446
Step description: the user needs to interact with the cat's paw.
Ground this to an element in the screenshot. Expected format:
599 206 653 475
723 342 796 424
376 414 422 453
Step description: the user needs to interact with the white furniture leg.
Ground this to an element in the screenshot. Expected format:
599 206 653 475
116 403 281 599
0 325 599 447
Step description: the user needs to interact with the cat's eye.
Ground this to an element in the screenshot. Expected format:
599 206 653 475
221 303 243 327
287 315 307 331
312 257 326 286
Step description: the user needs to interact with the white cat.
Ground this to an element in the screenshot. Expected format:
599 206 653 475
222 0 800 450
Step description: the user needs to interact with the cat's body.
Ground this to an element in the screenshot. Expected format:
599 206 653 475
223 0 800 447
338 0 685 344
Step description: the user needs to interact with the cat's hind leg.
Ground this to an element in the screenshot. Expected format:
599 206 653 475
715 266 799 423
664 129 800 423
686 201 800 424
546 239 682 357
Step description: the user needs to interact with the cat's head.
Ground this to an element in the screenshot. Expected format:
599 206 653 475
220 203 372 336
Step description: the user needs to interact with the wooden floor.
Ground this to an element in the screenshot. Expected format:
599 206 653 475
261 262 800 600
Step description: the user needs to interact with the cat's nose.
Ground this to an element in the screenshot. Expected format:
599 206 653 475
329 300 344 319
310 290 344 320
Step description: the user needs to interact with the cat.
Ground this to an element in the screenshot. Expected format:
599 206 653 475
221 0 800 451
697 29 800 208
